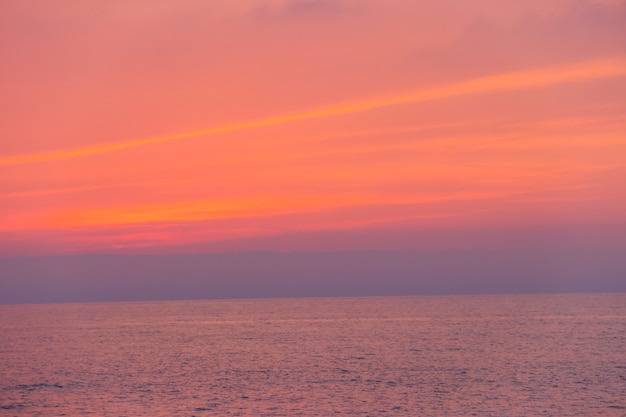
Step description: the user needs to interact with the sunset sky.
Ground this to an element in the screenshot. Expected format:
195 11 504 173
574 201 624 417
1 1 625 301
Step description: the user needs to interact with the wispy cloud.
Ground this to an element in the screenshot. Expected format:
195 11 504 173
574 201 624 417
2 57 624 167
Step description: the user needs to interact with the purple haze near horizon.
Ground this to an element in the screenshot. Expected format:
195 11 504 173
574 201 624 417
1 250 625 304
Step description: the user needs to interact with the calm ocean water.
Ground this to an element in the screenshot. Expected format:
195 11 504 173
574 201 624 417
1 294 625 416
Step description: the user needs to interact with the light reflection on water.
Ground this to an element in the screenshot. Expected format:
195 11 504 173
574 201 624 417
1 294 625 416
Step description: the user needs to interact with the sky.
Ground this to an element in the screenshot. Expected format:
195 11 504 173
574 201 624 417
1 0 625 302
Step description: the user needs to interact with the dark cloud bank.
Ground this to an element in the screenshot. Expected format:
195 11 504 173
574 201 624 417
1 251 624 304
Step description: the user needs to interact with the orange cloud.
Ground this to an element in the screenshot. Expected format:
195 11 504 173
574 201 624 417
2 57 625 166
2 186 564 232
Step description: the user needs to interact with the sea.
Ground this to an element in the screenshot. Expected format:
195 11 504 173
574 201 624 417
1 294 625 416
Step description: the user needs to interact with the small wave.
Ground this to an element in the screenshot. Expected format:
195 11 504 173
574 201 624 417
0 404 24 410
12 383 63 391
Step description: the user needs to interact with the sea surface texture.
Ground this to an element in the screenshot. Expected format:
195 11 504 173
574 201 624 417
1 294 625 416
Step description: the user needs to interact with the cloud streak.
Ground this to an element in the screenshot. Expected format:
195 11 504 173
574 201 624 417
2 56 625 166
